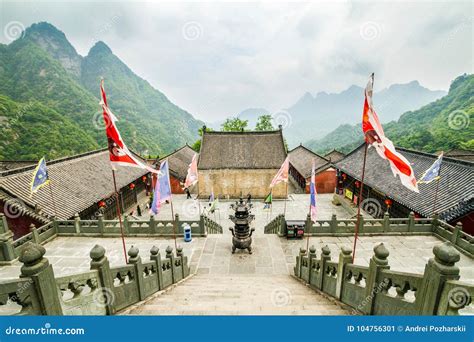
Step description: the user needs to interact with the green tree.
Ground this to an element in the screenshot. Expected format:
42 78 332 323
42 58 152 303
255 115 274 131
192 126 213 152
222 117 248 131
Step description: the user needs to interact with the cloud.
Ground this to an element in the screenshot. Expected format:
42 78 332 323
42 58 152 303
0 0 472 121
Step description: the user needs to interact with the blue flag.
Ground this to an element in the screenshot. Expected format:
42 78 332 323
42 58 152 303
150 160 172 215
418 152 443 184
30 157 50 195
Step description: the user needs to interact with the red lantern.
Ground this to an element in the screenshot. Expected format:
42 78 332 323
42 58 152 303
385 199 392 207
355 180 360 188
142 176 147 182
342 173 347 180
129 183 135 190
98 201 106 208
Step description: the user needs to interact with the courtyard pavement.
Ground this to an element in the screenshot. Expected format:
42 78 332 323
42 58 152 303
1 194 472 284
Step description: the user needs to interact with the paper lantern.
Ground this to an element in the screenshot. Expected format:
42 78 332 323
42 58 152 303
129 183 135 190
98 201 106 208
385 199 392 207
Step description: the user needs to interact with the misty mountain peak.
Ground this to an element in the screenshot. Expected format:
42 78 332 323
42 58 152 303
24 22 82 77
88 41 113 56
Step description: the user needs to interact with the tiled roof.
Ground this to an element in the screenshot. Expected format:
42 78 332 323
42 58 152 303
288 145 330 178
324 149 346 163
160 144 196 181
0 160 37 172
335 144 474 221
198 129 287 169
0 149 148 220
445 149 474 162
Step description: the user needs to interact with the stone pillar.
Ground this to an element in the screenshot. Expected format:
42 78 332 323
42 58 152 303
97 214 105 235
358 215 365 234
29 224 40 244
52 216 59 234
431 213 440 233
174 213 180 235
382 212 390 232
150 246 163 290
90 244 115 315
279 215 287 237
0 213 16 263
408 212 415 232
295 247 306 278
199 215 206 236
74 213 81 234
19 242 62 315
330 214 338 233
176 245 187 278
149 215 157 234
452 223 462 245
166 246 175 282
317 245 331 290
128 245 145 300
305 214 312 235
307 245 317 285
336 246 352 299
123 215 130 234
417 242 461 315
363 243 390 314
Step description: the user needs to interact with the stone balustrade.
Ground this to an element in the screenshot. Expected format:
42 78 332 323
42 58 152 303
265 212 473 257
294 242 473 316
0 213 223 263
0 241 191 316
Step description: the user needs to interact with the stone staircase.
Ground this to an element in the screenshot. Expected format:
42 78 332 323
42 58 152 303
124 274 350 315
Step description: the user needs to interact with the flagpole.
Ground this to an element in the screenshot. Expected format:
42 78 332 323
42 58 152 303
352 142 368 263
432 157 442 215
169 197 178 251
112 169 128 264
306 202 311 252
47 183 58 218
283 182 288 216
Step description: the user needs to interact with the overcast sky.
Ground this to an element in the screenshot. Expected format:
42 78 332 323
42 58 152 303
0 0 472 121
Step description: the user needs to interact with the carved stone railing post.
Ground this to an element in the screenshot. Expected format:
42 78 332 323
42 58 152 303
29 224 40 244
123 215 130 234
431 213 440 233
305 214 312 235
199 215 206 236
363 243 390 314
358 215 365 234
279 215 286 237
295 247 306 278
0 213 16 263
318 245 331 290
330 214 338 232
150 246 163 290
149 215 157 234
74 213 81 234
19 242 62 315
90 244 115 315
128 245 145 300
176 245 187 279
408 212 415 232
382 212 390 232
97 214 105 235
174 213 180 235
336 246 352 299
307 245 317 284
452 223 462 245
166 246 175 283
417 242 461 315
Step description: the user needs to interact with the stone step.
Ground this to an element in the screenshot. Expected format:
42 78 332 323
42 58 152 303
125 274 350 315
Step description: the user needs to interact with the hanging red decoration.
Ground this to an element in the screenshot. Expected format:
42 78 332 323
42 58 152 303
129 183 135 190
342 173 347 180
98 201 106 208
355 180 360 188
385 199 392 207
142 175 147 182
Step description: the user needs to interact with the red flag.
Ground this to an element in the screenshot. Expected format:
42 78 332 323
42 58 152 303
184 153 198 188
270 157 289 188
100 80 158 173
362 74 419 192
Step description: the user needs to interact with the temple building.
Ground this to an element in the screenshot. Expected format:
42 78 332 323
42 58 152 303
324 149 346 163
287 144 337 194
335 143 474 234
197 127 287 198
0 149 151 239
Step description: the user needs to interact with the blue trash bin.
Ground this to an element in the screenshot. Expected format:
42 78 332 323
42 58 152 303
184 224 192 242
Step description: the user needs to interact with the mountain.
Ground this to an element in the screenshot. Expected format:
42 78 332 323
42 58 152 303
284 81 446 147
0 22 203 160
306 74 474 154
